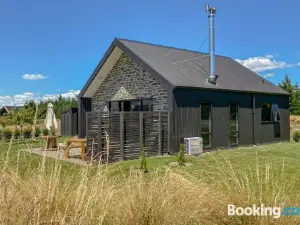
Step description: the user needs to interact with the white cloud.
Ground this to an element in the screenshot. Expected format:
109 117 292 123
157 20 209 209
265 54 274 59
42 90 80 101
22 74 48 80
23 92 34 96
235 54 289 72
0 90 79 107
0 93 37 106
297 62 300 66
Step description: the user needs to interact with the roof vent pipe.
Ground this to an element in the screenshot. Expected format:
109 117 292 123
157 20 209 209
206 4 217 84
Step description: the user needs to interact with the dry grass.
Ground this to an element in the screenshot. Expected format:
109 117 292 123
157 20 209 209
290 115 300 134
0 141 299 224
0 145 220 224
5 119 61 135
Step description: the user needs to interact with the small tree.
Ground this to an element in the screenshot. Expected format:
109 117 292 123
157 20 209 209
177 144 186 166
43 128 49 136
139 148 148 173
293 131 300 143
23 127 32 139
34 127 41 137
3 128 12 141
0 116 10 132
14 127 21 140
11 109 26 133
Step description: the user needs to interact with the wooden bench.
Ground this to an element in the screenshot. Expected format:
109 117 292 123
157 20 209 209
65 138 87 161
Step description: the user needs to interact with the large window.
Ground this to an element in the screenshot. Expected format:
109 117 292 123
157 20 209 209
229 104 239 146
201 104 212 148
261 103 280 122
109 99 153 112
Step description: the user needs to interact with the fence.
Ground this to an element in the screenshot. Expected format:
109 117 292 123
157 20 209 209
61 108 78 136
86 111 171 163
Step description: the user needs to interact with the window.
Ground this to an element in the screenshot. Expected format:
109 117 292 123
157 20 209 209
201 104 212 148
109 101 121 112
109 99 153 112
131 100 142 111
261 103 280 122
142 99 153 111
229 104 239 146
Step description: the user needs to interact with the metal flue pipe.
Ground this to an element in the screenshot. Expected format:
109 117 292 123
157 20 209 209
206 4 217 84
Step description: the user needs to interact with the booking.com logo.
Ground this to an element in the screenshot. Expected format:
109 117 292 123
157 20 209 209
228 204 300 219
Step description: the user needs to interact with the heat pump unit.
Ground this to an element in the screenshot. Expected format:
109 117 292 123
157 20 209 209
184 137 203 155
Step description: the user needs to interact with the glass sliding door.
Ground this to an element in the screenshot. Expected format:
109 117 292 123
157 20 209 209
229 104 239 146
201 104 212 148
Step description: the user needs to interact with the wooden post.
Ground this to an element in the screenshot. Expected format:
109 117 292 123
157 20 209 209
81 141 85 161
85 112 89 149
167 111 172 154
139 112 144 151
158 111 162 156
65 140 70 159
97 112 102 153
120 112 124 160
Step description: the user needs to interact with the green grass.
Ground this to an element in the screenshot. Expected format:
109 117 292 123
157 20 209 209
1 140 299 180
2 140 299 191
0 137 82 178
106 142 300 191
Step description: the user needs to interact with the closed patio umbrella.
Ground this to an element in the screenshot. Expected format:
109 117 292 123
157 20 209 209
44 103 58 135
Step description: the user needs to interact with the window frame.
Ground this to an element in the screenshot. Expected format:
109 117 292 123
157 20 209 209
108 98 153 112
201 103 212 149
261 103 280 124
229 103 239 147
109 101 121 112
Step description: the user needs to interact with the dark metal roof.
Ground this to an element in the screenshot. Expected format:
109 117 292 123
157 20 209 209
79 38 288 97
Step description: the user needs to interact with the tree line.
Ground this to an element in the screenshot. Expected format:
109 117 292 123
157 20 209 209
0 95 77 133
279 75 300 115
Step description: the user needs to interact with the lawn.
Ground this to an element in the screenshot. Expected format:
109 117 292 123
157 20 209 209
0 140 300 224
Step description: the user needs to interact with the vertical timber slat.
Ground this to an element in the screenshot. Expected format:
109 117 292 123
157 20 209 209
139 112 143 151
167 111 171 154
85 113 89 139
120 112 124 160
97 112 102 153
158 111 162 155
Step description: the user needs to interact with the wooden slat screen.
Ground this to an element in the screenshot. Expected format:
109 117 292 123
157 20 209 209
86 111 170 163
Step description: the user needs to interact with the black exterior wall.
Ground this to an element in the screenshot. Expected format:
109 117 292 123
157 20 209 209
172 88 289 152
61 108 78 136
78 97 92 138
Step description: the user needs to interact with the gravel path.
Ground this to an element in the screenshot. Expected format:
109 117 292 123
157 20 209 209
20 147 89 165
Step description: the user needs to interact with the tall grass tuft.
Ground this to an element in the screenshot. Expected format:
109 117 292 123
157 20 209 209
0 148 222 225
201 154 299 224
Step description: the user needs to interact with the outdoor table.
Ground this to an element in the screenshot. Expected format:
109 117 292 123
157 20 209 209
65 138 87 161
41 136 58 150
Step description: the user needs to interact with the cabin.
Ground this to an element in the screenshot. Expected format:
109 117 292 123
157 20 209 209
77 38 289 161
0 106 21 116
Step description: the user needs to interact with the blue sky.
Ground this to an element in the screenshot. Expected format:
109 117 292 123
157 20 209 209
0 0 299 106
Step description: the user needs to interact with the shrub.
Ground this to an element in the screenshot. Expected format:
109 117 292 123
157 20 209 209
23 127 32 139
3 128 12 140
0 130 3 140
35 127 41 137
43 128 49 136
293 131 300 142
177 144 186 166
139 148 148 173
14 128 21 139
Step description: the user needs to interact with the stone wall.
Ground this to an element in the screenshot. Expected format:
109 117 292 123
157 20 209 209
92 53 168 112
